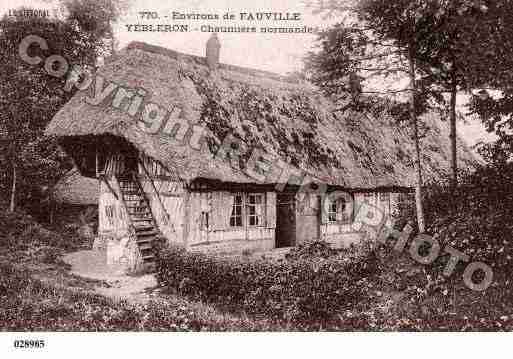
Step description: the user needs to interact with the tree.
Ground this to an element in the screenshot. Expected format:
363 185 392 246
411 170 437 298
470 89 513 165
0 2 126 213
305 0 513 229
411 1 513 188
305 0 432 232
1 15 74 212
465 3 513 165
60 0 132 56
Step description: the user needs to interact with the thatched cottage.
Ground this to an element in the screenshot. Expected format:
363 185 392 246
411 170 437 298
46 35 476 272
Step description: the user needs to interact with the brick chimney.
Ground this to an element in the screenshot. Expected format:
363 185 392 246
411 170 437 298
206 33 220 70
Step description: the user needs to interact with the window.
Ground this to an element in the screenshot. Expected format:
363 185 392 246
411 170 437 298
118 205 125 220
200 211 209 230
379 192 390 202
363 193 375 204
327 197 347 224
161 213 169 226
229 193 266 228
379 192 391 216
105 205 115 226
247 194 264 227
328 199 337 223
230 195 243 227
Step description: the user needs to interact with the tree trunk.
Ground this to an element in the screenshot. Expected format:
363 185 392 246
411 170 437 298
48 188 54 225
9 162 17 213
49 204 54 225
408 47 426 233
449 79 458 189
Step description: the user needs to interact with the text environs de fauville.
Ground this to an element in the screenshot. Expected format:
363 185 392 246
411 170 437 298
172 12 301 21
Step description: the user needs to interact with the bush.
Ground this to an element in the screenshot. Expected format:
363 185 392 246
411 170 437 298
382 163 513 330
156 244 378 325
393 163 513 272
0 263 282 331
0 208 87 263
285 240 341 261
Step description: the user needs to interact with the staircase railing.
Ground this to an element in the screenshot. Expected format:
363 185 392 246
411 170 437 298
130 171 158 222
111 175 136 231
99 174 118 200
137 160 171 223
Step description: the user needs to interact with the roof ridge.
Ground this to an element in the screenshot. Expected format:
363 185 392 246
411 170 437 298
125 41 298 84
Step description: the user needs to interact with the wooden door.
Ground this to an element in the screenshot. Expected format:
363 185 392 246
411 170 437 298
275 194 296 248
296 194 321 245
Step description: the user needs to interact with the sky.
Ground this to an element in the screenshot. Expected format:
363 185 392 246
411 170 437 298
1 0 497 148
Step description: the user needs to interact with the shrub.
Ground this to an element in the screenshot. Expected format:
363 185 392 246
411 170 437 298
382 163 513 330
285 240 341 261
0 208 87 262
393 163 513 273
156 244 378 325
0 263 282 331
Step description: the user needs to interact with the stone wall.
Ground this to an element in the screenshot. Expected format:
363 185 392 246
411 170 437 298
96 179 145 274
189 237 275 256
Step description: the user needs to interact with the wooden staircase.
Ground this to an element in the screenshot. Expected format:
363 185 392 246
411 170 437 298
118 173 160 271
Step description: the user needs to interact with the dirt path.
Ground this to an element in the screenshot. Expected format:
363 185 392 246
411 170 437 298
58 248 292 304
61 250 160 304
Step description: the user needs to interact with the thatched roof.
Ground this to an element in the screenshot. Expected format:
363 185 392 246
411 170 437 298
53 169 98 205
46 41 476 189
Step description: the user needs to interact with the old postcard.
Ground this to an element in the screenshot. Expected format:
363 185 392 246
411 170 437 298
0 0 512 357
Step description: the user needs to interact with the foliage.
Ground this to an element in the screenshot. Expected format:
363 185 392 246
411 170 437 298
156 244 378 326
0 3 123 212
425 164 513 266
0 263 283 331
393 163 513 265
0 208 88 263
359 0 513 182
184 70 341 169
470 89 513 163
60 0 131 59
303 23 371 98
380 162 513 330
155 162 513 331
306 0 513 185
0 208 283 331
285 240 342 261
2 197 513 331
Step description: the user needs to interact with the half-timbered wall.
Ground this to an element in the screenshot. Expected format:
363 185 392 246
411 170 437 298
139 178 184 244
103 149 406 254
97 178 143 273
98 179 130 235
136 156 278 254
186 191 277 255
320 192 401 248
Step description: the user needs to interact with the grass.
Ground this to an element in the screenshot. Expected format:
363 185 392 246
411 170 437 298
2 174 513 333
0 262 289 331
0 207 289 331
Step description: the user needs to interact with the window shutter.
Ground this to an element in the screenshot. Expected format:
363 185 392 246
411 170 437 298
379 193 390 221
390 193 400 216
320 196 328 224
353 193 363 220
266 192 277 228
346 195 355 222
336 200 343 222
212 191 229 231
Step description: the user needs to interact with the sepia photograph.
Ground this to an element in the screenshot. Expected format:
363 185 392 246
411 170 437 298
1 0 512 356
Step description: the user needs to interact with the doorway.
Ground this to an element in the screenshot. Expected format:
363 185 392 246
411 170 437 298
275 194 296 248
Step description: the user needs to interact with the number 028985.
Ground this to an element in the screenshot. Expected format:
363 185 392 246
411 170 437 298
13 340 45 349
